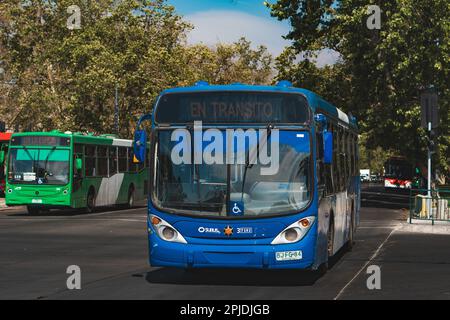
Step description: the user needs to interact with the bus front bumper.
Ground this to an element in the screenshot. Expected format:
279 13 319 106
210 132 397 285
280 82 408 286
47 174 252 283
148 234 316 270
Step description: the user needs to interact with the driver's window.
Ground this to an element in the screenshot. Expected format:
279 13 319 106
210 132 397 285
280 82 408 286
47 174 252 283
73 154 83 179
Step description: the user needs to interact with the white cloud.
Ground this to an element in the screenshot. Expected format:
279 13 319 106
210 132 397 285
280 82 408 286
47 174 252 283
314 49 341 68
184 10 341 68
185 10 290 56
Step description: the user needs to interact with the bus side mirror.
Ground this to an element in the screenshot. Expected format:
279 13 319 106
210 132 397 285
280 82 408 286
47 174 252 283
0 151 4 164
133 130 147 163
133 113 152 163
75 158 83 171
323 131 333 164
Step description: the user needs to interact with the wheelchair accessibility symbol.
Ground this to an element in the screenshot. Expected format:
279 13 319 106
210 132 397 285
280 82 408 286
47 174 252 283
229 201 244 216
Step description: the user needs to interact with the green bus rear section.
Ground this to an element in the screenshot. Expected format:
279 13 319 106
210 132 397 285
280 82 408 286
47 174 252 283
5 131 149 209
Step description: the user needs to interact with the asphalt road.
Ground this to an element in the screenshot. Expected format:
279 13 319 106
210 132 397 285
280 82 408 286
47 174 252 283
0 185 449 300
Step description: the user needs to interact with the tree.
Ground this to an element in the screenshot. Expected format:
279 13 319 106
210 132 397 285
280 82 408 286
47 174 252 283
184 38 273 85
0 0 193 136
0 1 274 137
267 0 449 181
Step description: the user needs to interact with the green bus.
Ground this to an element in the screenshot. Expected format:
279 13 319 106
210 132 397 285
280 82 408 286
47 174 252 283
5 131 149 214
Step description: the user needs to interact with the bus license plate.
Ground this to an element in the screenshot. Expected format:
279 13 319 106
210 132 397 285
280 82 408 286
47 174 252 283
276 250 302 261
32 199 43 204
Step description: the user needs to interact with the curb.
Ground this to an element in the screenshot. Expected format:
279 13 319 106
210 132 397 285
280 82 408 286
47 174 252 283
399 221 450 235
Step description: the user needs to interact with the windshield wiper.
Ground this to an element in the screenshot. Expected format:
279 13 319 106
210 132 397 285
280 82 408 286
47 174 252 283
240 124 273 203
186 122 202 204
42 147 57 180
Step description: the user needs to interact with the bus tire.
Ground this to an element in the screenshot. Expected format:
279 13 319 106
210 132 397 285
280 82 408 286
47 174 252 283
27 206 40 215
316 262 328 276
86 188 96 213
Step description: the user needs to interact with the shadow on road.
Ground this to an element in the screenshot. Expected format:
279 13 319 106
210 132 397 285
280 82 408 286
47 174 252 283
361 186 410 210
145 267 322 287
7 205 146 217
144 246 348 287
361 200 408 210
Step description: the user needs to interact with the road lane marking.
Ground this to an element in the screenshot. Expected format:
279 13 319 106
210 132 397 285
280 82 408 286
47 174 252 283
333 226 399 300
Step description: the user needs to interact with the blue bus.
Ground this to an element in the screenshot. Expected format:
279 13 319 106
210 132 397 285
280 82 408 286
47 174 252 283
134 81 360 273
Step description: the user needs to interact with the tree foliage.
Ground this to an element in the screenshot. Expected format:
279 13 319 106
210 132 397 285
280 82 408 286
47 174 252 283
268 0 449 178
0 0 273 137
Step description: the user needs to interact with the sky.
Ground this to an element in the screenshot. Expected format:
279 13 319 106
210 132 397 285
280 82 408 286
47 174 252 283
168 0 340 67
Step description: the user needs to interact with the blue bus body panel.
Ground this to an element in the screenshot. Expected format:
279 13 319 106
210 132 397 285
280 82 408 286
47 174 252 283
148 206 318 269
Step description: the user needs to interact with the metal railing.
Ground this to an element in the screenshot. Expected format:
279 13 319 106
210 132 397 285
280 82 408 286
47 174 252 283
409 188 450 224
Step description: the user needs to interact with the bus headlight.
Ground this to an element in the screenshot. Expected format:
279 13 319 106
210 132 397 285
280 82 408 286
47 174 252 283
271 216 315 245
149 214 187 244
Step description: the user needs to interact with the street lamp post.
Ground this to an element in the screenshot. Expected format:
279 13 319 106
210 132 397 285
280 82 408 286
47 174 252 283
420 86 438 219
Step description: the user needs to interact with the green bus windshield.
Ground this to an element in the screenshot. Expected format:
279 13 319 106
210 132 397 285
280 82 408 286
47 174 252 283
9 148 70 185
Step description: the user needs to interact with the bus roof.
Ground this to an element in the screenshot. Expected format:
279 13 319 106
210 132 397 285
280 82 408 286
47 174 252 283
159 81 358 130
10 131 132 147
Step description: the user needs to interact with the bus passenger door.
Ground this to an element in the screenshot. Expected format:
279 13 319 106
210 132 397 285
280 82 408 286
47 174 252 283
72 152 84 208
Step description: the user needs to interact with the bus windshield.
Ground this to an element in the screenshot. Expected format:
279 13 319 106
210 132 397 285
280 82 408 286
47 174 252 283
8 148 70 185
153 130 311 218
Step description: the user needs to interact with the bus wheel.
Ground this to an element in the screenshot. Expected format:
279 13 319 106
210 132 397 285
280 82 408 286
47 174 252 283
316 262 328 276
27 206 40 215
127 187 135 208
86 189 96 213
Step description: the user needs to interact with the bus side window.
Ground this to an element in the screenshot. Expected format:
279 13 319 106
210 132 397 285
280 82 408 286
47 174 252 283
85 145 96 177
342 130 348 187
97 146 108 176
316 130 325 187
339 127 345 191
118 147 128 173
73 144 84 179
349 133 354 178
109 147 118 176
349 133 353 178
128 148 137 172
74 144 83 154
73 155 82 178
332 124 338 193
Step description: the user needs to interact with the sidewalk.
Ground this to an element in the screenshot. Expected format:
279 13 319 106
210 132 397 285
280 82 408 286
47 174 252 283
342 222 450 299
403 218 450 235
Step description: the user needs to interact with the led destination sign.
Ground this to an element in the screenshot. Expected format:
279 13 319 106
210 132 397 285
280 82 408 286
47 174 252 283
155 92 310 124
